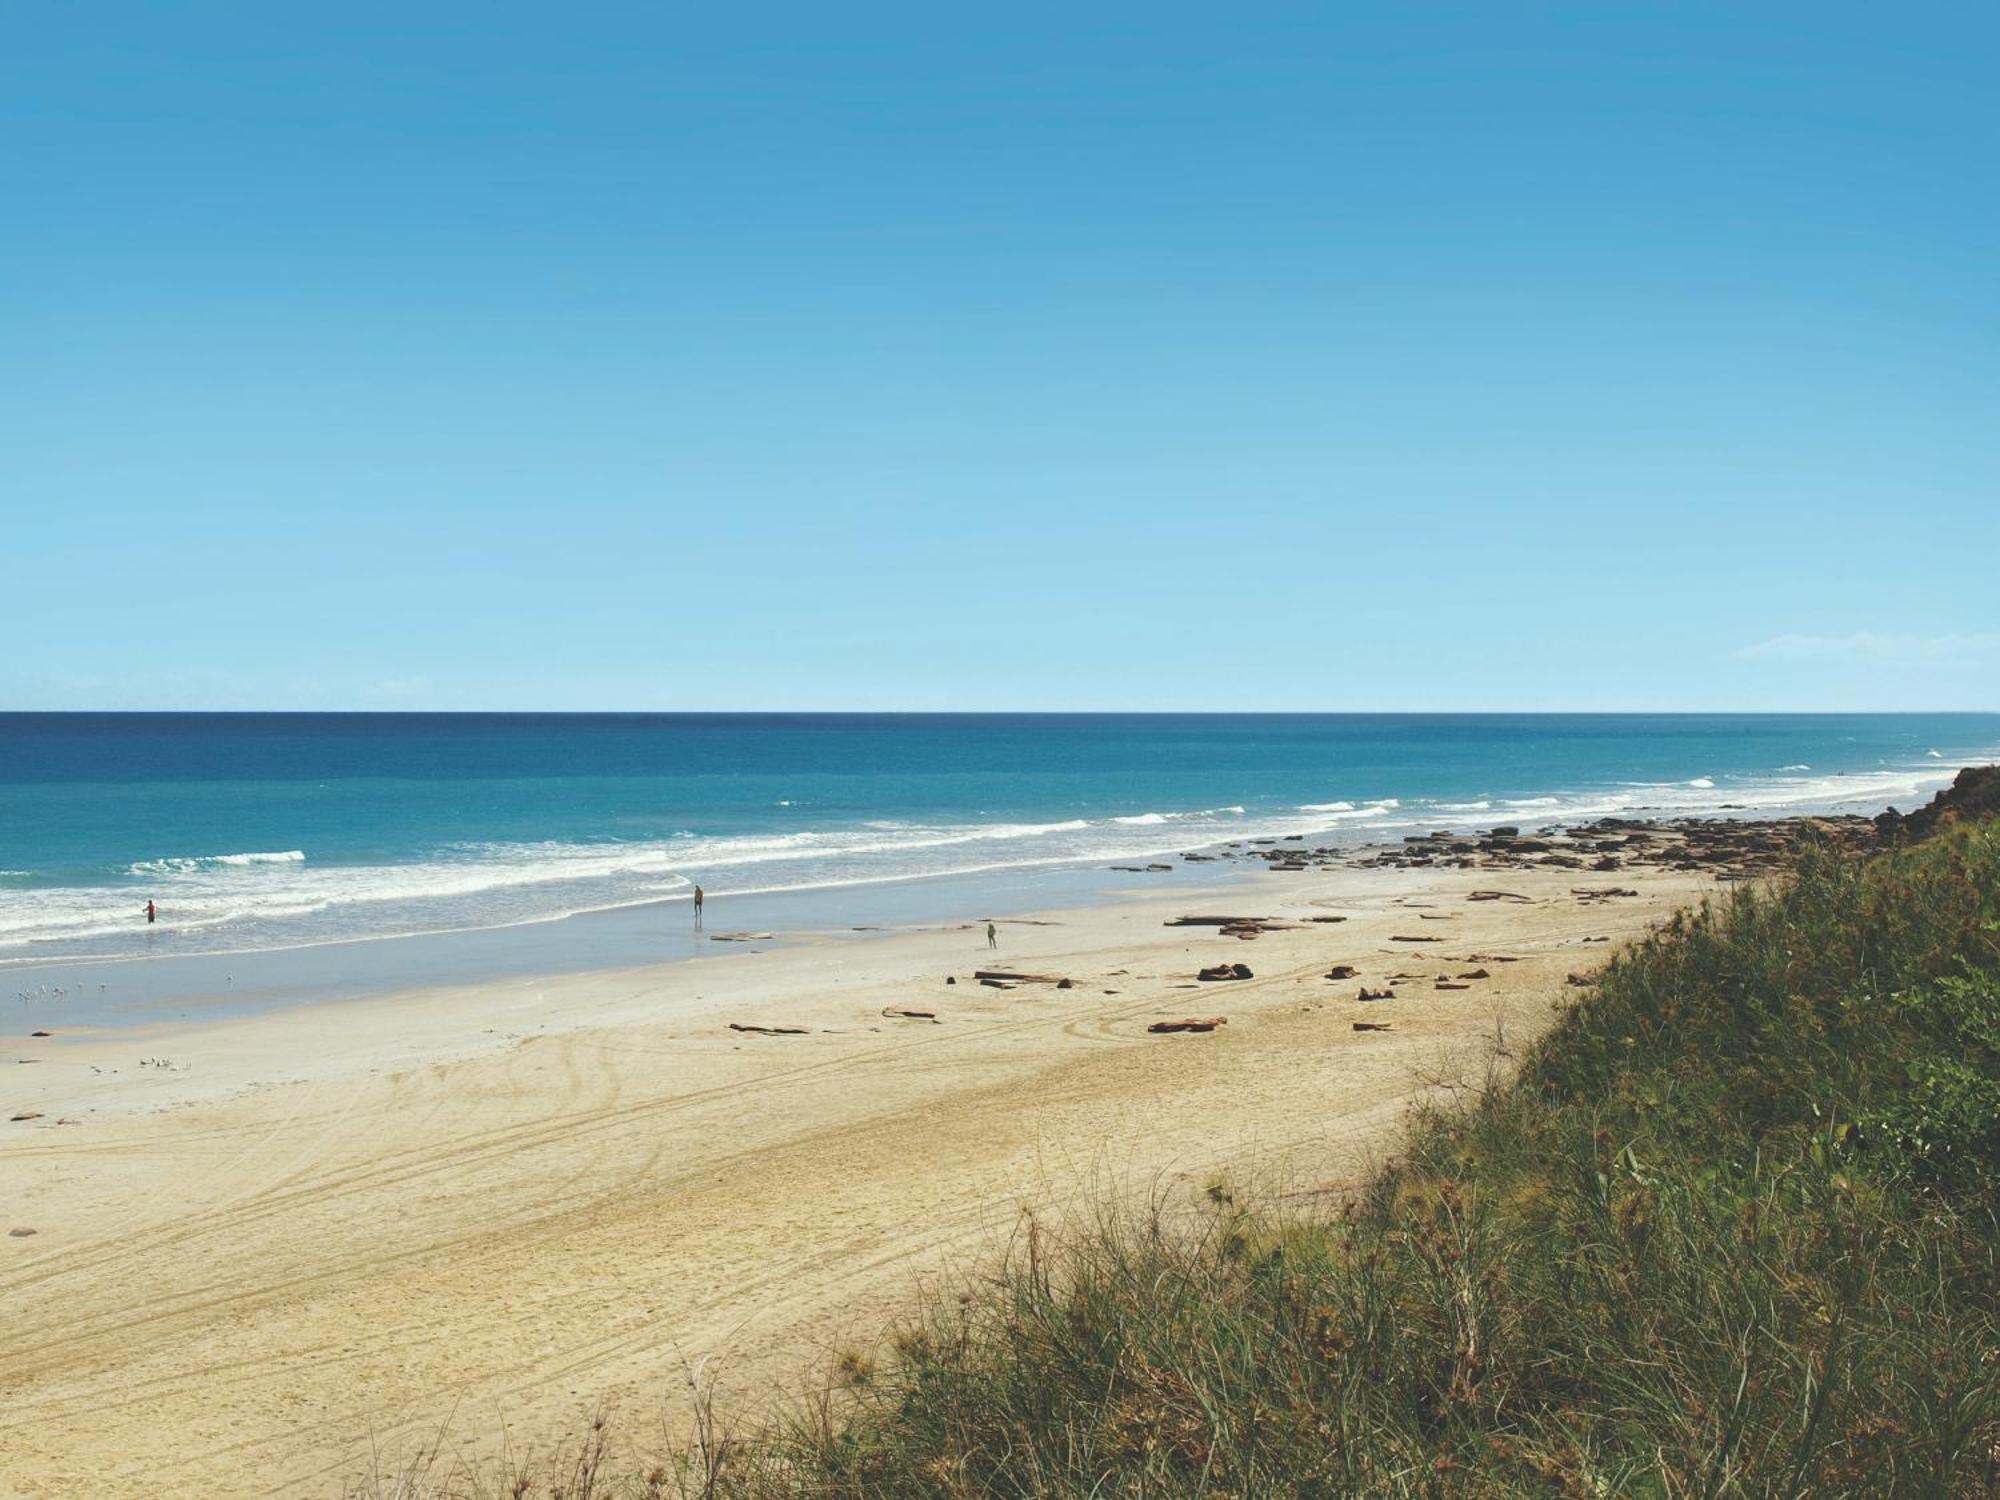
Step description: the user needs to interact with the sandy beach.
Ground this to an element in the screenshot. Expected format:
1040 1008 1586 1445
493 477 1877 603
2 854 1724 1497
11 2 1992 1486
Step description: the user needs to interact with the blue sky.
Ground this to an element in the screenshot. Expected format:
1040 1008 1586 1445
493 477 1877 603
4 2 1995 711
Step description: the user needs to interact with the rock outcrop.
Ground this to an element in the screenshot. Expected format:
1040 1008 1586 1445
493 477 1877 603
1876 764 2000 841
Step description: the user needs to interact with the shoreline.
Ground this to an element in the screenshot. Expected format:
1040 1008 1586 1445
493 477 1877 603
6 739 1985 983
4 768 1962 1031
0 817 1846 1497
1 858 1235 1036
0 811 1898 1130
0 871 1250 1124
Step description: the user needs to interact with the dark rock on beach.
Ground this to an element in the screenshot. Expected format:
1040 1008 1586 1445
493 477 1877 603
1197 963 1254 982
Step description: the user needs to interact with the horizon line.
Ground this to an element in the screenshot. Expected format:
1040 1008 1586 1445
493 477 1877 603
5 708 1998 719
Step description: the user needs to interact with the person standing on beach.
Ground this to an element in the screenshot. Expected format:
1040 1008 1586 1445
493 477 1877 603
145 900 156 925
986 921 997 950
693 885 704 928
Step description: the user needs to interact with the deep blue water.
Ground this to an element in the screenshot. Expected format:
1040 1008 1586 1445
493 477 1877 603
3 712 1995 963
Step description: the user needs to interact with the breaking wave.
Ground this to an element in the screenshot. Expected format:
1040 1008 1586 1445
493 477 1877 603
129 850 307 875
5 750 1987 964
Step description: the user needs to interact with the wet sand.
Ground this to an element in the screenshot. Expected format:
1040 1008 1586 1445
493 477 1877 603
0 857 1720 1498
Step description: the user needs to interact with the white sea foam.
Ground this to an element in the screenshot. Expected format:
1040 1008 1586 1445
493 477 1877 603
10 751 1990 963
0 842 699 949
1120 807 1241 824
129 850 306 875
1286 799 1405 832
1780 764 1811 772
1476 763 1961 829
4 815 1164 953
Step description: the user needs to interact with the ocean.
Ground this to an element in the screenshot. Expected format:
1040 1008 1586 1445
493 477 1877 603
3 712 1995 969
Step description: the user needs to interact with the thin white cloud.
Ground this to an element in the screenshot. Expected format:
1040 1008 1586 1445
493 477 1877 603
1734 631 2000 664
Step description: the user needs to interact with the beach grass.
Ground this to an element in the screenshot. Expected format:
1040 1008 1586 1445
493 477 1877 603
362 816 2000 1497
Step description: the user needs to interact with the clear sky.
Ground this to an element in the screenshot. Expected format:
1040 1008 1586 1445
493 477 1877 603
5 2 1995 711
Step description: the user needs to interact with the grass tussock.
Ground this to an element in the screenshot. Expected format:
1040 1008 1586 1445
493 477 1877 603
360 821 2000 1498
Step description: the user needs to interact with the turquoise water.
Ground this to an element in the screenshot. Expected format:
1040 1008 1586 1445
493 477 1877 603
3 712 1995 966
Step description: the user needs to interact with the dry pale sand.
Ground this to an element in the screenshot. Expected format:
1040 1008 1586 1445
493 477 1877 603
0 860 1719 1498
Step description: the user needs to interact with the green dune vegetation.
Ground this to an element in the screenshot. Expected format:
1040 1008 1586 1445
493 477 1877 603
379 782 2000 1498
